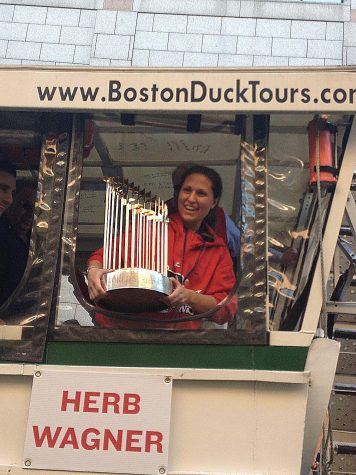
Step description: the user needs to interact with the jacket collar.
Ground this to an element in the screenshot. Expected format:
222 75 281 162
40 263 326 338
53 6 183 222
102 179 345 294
169 212 225 247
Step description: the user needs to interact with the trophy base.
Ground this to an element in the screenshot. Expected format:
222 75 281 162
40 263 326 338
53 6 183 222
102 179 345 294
99 268 172 313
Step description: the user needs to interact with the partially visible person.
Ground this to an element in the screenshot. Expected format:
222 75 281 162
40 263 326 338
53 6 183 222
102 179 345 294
0 174 36 307
6 181 36 244
0 159 16 217
87 165 237 329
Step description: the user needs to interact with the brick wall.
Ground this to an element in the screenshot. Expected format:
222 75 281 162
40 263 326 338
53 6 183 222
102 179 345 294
0 1 353 66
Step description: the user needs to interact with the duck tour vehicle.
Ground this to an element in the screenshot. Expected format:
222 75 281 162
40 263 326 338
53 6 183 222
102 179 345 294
0 66 355 474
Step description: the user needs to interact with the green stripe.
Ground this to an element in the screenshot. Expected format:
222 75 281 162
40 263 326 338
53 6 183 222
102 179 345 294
46 342 308 371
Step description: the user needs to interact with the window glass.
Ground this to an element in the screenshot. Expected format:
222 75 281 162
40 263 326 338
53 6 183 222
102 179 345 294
0 111 41 314
0 111 72 362
54 112 268 345
268 113 351 331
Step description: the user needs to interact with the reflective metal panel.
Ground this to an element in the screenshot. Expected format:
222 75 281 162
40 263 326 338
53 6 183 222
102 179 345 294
0 113 72 362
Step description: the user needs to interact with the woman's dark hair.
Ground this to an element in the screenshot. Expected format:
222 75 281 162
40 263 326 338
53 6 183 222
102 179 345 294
177 165 223 230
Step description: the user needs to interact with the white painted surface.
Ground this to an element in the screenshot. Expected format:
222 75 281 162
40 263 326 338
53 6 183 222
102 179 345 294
23 370 172 474
0 364 312 474
0 339 339 474
301 338 340 474
269 330 314 347
0 364 311 382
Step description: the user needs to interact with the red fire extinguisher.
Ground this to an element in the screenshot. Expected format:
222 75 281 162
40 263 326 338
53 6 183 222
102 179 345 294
308 115 337 190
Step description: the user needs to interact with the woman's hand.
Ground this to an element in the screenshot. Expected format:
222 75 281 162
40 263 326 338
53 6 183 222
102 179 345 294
163 277 217 314
87 267 111 301
163 277 193 308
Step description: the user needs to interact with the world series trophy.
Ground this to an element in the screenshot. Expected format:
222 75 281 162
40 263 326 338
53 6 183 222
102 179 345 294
99 177 172 312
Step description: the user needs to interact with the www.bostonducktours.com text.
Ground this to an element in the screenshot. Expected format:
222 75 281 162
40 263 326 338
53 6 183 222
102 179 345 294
36 79 356 106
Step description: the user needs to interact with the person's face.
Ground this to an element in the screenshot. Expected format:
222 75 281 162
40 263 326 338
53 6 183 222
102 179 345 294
7 187 36 237
178 173 218 231
0 170 16 216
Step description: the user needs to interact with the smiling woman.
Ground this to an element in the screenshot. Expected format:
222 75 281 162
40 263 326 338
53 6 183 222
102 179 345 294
177 168 219 232
86 165 237 329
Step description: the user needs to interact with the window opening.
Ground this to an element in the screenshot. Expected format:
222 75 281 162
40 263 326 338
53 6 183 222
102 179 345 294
54 112 268 345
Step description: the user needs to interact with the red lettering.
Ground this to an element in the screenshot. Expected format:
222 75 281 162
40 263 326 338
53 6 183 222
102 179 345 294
32 427 163 453
126 430 142 452
102 392 120 414
103 429 123 451
32 426 62 448
83 392 100 413
123 393 140 414
61 390 81 412
145 431 163 453
59 427 79 449
81 428 100 450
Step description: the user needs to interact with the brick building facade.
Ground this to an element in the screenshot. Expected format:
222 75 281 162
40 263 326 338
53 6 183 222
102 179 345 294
0 0 355 67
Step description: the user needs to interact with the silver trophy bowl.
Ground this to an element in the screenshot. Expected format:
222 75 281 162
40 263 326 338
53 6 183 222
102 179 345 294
100 268 172 313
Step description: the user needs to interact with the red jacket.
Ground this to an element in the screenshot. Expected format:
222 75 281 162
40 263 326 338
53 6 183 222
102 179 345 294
89 213 237 329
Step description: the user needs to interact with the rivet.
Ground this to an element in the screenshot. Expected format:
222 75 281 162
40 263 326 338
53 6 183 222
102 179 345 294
24 459 31 467
34 371 41 377
164 376 172 384
158 466 166 474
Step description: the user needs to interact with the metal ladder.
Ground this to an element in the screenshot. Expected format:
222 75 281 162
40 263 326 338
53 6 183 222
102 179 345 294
327 186 356 474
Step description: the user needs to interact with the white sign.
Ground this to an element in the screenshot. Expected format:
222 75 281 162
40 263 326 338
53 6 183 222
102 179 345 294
23 369 172 474
1 68 356 111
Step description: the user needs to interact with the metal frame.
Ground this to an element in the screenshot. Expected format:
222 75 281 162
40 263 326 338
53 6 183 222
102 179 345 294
270 117 356 346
